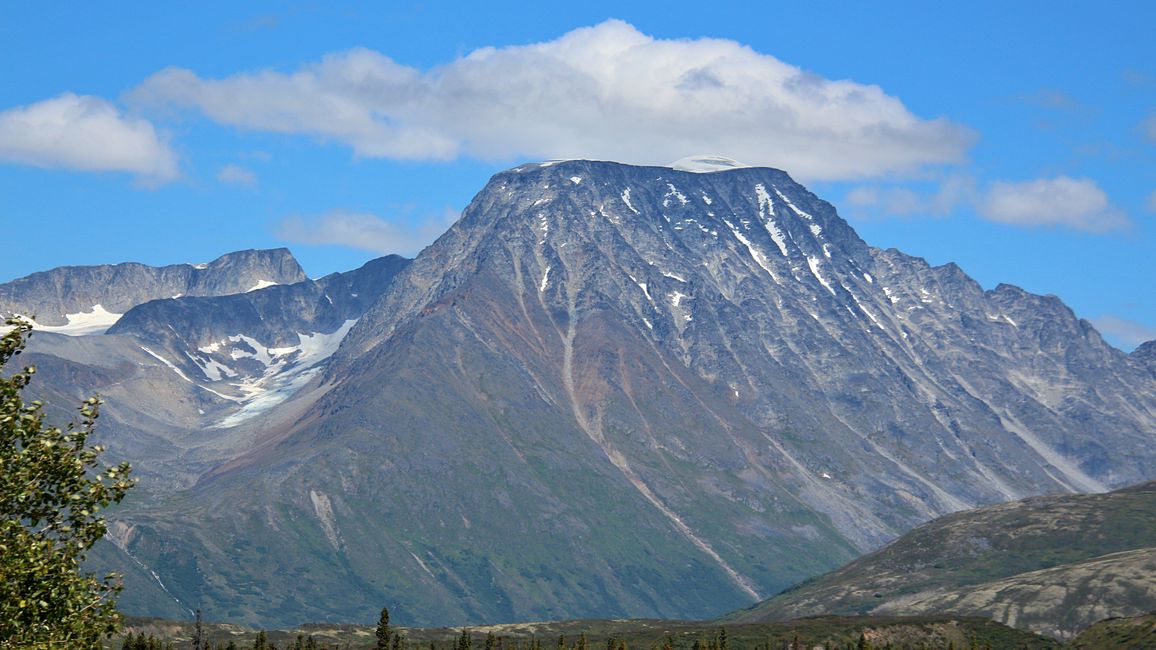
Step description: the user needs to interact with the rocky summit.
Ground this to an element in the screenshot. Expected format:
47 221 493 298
8 160 1155 628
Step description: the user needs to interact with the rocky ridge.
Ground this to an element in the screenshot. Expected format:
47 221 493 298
1 248 307 328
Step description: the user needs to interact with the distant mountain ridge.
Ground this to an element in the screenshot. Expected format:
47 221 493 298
0 248 307 328
10 160 1155 629
12 252 410 491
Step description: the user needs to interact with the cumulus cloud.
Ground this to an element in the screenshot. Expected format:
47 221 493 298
0 93 177 180
846 175 975 218
217 163 257 186
276 209 456 256
129 20 973 181
1090 315 1156 350
846 175 1130 233
977 177 1127 232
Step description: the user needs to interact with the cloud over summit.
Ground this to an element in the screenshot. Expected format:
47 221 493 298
130 20 972 181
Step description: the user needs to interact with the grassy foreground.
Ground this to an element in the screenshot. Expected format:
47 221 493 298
116 614 1059 649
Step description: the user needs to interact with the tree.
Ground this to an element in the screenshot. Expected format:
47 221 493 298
0 319 136 648
376 606 392 650
456 629 473 650
193 609 205 650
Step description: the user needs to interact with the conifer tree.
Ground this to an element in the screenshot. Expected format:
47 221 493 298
193 609 205 650
377 607 392 650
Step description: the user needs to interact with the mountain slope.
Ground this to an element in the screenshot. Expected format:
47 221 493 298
730 481 1156 639
95 160 1156 628
1070 611 1156 649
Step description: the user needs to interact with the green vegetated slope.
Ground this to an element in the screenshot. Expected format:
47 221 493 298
117 615 1059 650
1069 612 1156 649
730 481 1156 640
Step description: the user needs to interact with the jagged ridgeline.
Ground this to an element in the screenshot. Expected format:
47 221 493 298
5 160 1154 628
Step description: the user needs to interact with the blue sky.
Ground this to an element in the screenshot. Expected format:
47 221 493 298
1 2 1154 349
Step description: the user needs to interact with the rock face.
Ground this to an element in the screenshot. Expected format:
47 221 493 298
1132 339 1156 379
18 161 1156 629
0 249 307 327
730 481 1156 640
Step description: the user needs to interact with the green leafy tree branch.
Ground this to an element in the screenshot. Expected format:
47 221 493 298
0 318 136 648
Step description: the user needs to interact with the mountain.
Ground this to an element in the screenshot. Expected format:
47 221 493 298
18 160 1155 628
729 481 1156 639
1133 340 1156 379
1 249 307 330
10 253 409 491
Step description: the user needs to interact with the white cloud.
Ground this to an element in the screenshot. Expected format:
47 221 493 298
217 163 257 186
1147 190 1156 212
276 209 455 256
846 175 1131 233
846 175 975 218
0 93 177 180
977 177 1128 232
129 20 973 181
1090 315 1156 350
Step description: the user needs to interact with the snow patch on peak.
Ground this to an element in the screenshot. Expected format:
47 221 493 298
668 156 751 173
807 257 836 296
664 183 689 207
205 319 359 429
755 185 790 257
621 188 640 215
246 280 278 293
28 304 122 336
